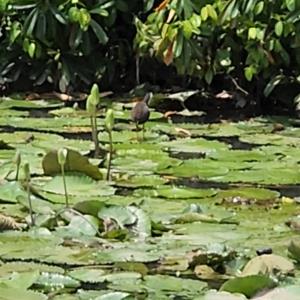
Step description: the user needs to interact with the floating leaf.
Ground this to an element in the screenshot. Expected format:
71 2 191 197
220 275 275 298
41 175 115 196
42 149 102 180
241 254 294 276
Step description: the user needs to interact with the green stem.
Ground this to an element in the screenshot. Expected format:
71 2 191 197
106 131 113 181
91 115 100 158
61 163 69 208
15 164 20 181
27 179 34 226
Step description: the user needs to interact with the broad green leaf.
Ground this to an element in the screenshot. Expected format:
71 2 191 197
42 149 102 180
221 275 275 298
275 21 283 37
90 19 108 44
248 27 257 40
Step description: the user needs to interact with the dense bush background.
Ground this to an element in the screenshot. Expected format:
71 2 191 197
0 0 154 93
1 0 300 111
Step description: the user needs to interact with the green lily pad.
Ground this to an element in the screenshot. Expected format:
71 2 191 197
42 149 102 180
162 158 230 178
198 290 247 300
0 181 28 203
134 185 217 199
162 138 229 154
41 175 115 196
220 275 276 298
0 98 63 109
68 267 106 283
99 130 169 144
218 188 280 201
98 206 137 227
253 285 300 300
241 254 294 276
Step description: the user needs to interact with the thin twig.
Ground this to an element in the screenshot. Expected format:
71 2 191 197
229 75 249 95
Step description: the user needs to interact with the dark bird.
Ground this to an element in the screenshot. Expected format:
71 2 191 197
131 92 152 140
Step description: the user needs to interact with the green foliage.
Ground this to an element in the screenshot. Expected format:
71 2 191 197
135 0 300 99
0 1 154 92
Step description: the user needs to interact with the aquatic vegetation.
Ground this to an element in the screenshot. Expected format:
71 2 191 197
0 96 299 299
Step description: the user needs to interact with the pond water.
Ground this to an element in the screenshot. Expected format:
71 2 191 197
0 97 299 299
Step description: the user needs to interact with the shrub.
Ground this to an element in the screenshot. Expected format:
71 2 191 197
134 0 300 104
0 0 154 92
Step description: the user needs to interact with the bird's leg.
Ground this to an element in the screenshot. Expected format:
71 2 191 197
135 123 140 141
142 123 145 140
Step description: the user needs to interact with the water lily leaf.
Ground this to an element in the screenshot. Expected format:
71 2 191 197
42 149 102 180
0 98 62 109
134 186 217 199
0 262 64 276
112 155 180 174
58 215 100 237
0 116 94 133
99 130 169 144
41 175 115 196
240 133 300 146
113 109 163 121
194 265 230 280
218 188 280 202
73 200 106 217
98 206 136 227
142 274 206 295
0 131 63 146
98 272 142 283
94 246 161 263
253 285 300 300
220 275 275 298
216 168 300 185
0 181 27 203
128 206 152 237
34 272 80 291
208 149 276 162
115 174 167 188
198 290 247 300
241 254 294 276
68 267 106 283
0 270 40 290
114 262 148 276
0 286 47 300
288 239 300 262
162 138 229 154
164 159 229 178
95 292 130 300
0 109 29 117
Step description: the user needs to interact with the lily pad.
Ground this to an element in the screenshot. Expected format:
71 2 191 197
42 149 102 180
241 254 294 276
162 138 229 154
41 175 115 196
220 275 276 298
134 185 217 199
218 188 280 202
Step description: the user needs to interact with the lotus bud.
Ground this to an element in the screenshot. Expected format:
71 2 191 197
57 148 68 166
23 162 30 180
86 84 100 115
105 109 114 132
